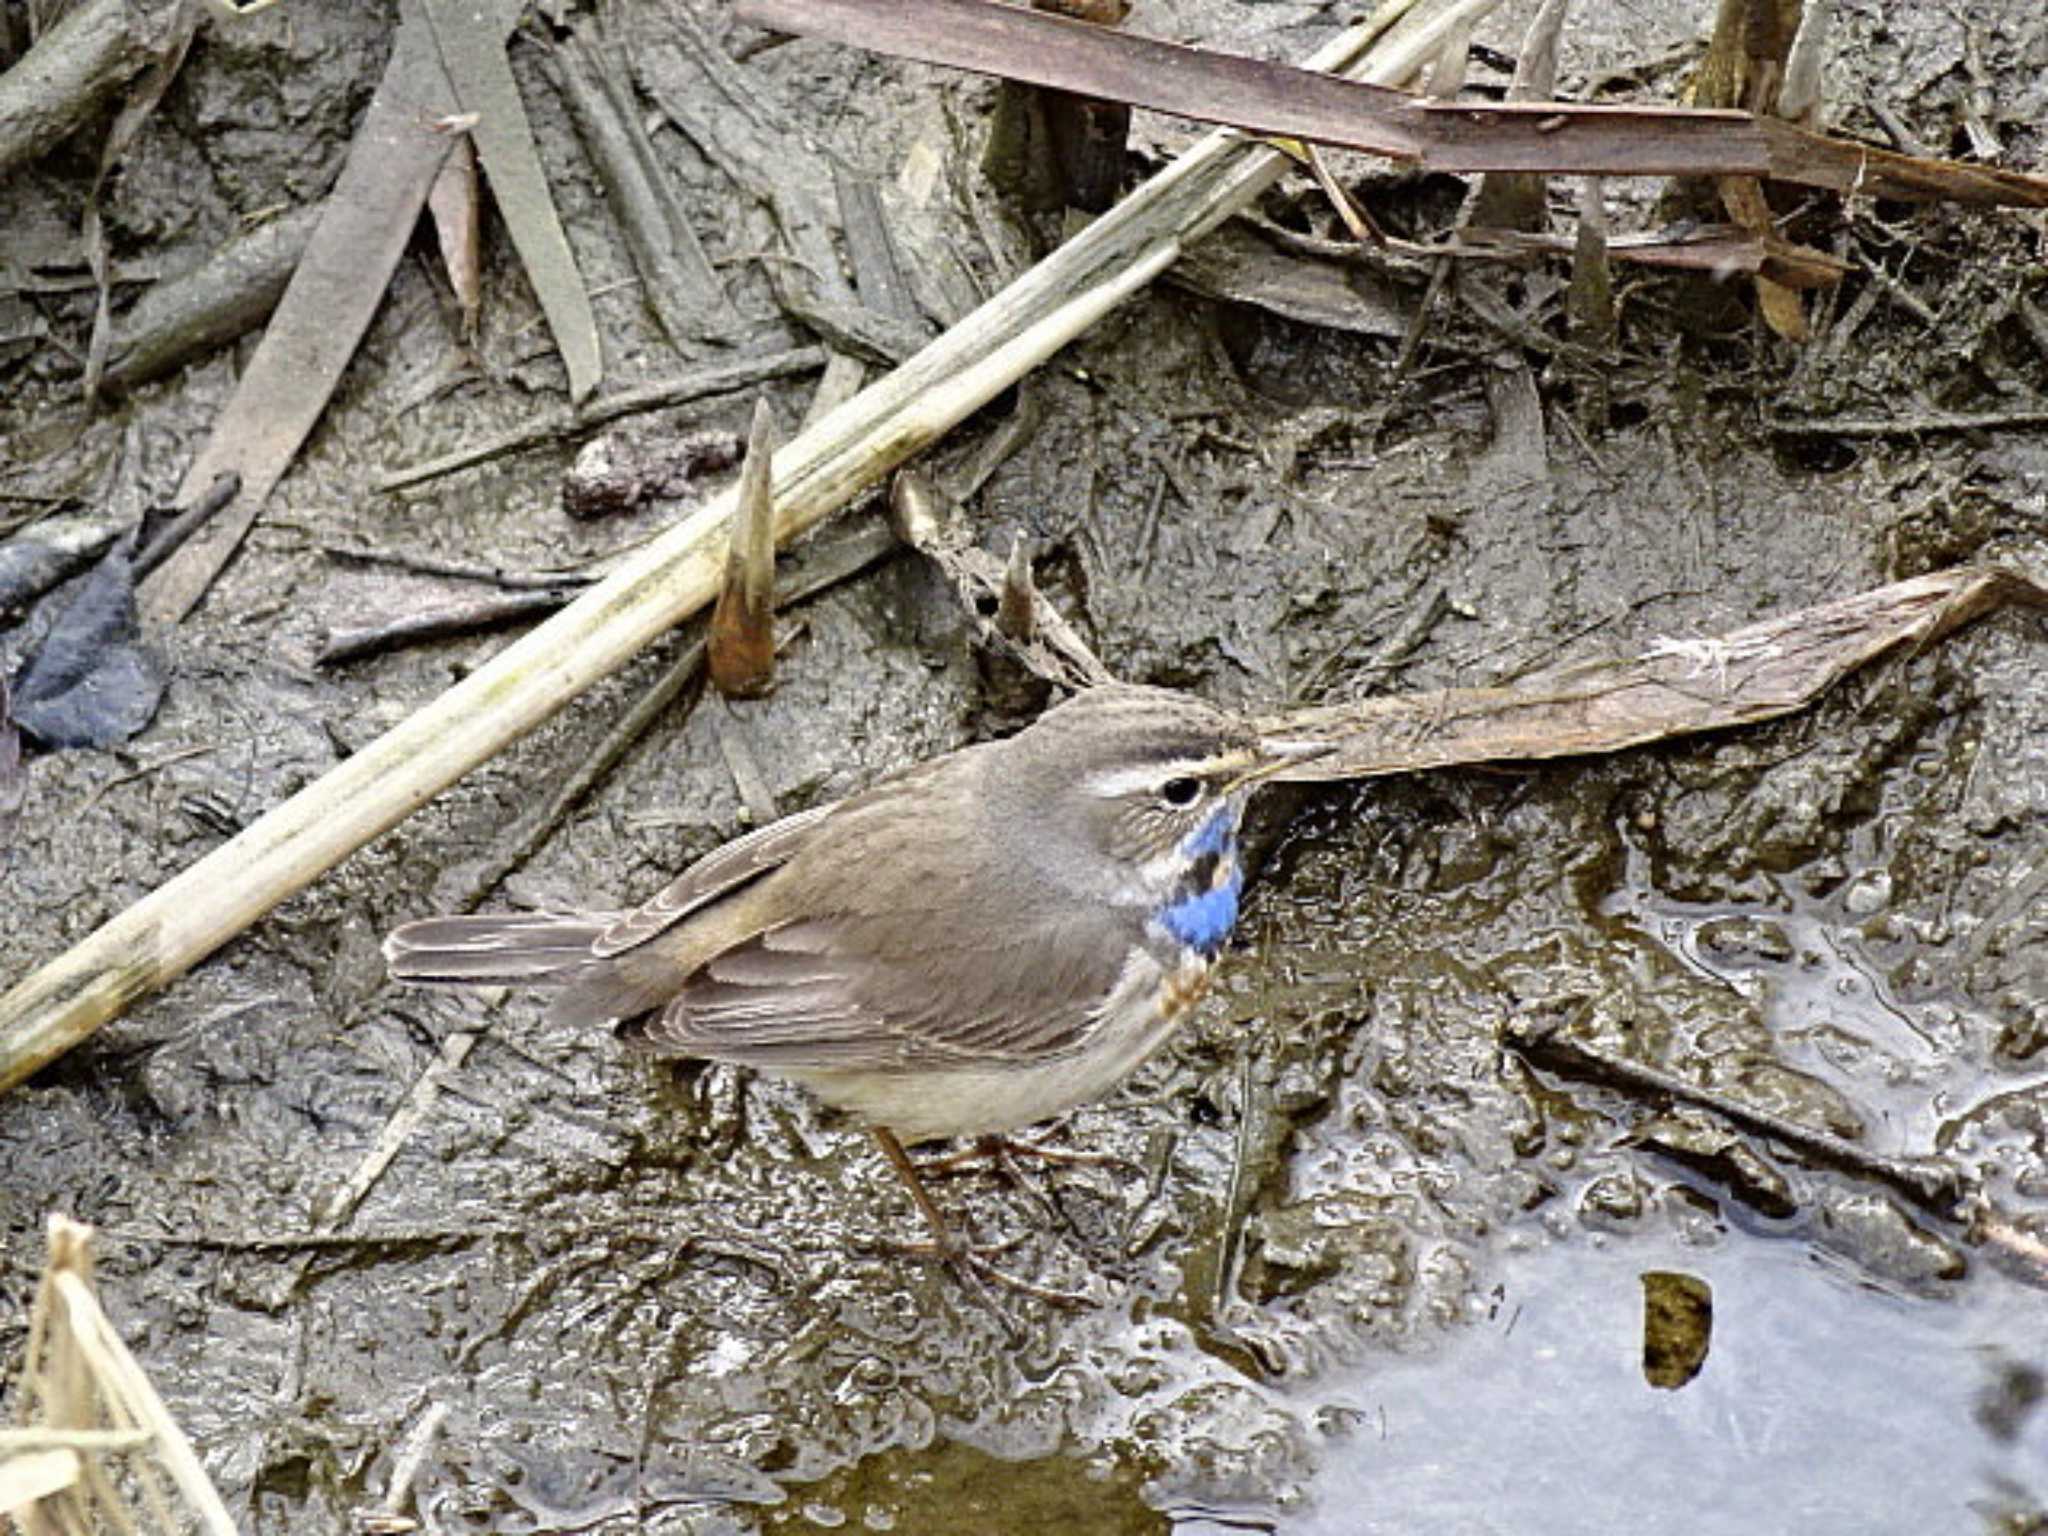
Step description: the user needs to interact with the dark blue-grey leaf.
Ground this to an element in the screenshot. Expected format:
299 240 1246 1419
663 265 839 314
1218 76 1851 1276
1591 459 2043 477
10 549 166 749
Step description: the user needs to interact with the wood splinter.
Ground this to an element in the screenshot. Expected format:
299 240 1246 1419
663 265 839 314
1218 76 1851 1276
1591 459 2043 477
886 467 941 550
708 399 779 699
996 532 1037 644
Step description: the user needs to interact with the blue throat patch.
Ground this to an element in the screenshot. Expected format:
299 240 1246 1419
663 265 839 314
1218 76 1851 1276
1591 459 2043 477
1181 806 1234 859
1157 808 1244 958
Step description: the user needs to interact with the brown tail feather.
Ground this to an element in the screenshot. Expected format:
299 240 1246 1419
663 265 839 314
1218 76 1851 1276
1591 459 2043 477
383 912 615 985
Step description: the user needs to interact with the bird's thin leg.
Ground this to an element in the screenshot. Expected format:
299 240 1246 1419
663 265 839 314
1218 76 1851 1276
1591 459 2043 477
874 1126 974 1249
913 1135 1070 1232
916 1134 1141 1241
915 1130 1179 1275
920 1132 1139 1177
870 1128 1085 1311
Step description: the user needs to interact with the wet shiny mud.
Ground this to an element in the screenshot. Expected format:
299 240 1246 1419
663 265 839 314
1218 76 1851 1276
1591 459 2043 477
3 0 2048 1530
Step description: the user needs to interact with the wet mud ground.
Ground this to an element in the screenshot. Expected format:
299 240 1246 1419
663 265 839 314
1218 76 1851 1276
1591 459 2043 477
3 0 2048 1531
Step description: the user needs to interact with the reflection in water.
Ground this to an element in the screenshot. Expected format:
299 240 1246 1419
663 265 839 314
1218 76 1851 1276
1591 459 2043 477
1284 1233 2045 1535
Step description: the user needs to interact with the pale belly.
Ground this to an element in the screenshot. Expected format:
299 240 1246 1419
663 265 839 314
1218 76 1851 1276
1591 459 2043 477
783 951 1215 1144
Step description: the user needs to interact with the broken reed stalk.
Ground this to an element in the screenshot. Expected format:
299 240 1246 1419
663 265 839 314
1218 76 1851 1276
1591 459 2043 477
5 1215 238 1536
0 0 1496 1091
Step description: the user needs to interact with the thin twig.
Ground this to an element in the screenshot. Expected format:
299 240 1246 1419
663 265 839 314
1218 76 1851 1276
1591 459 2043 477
372 348 827 492
313 1031 477 1232
1768 407 2048 438
1506 1013 1971 1217
319 542 592 590
317 589 575 666
375 1400 450 1522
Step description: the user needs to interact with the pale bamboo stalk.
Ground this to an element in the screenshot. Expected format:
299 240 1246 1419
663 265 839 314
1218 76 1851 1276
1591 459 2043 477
0 1428 154 1452
56 1271 238 1536
8 1217 234 1536
51 1271 180 1536
0 0 1493 1089
0 1449 81 1517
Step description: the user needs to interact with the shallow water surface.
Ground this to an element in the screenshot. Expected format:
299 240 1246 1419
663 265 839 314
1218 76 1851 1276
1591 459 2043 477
1291 1228 2044 1535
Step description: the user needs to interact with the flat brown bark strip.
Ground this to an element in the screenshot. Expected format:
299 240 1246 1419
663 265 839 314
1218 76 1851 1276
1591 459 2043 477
1749 115 2048 205
139 2 457 624
425 0 602 402
739 0 2048 207
1258 567 2048 779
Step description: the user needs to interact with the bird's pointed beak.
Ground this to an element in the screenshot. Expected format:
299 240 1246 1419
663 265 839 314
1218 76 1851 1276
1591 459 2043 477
1228 735 1336 790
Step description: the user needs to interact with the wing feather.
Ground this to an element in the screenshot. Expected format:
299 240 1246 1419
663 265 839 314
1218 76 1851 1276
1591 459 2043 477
586 740 1152 1072
627 902 1142 1072
593 803 834 957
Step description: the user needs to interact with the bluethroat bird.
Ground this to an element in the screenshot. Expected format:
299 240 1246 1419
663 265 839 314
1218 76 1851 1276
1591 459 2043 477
385 683 1319 1292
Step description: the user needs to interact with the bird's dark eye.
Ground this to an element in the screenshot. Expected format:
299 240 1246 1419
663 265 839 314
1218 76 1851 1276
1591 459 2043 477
1160 776 1202 808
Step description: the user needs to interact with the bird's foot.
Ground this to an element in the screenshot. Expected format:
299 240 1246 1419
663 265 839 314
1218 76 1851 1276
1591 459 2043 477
871 1231 1093 1312
916 1133 1140 1235
919 1133 1140 1178
867 1126 1095 1325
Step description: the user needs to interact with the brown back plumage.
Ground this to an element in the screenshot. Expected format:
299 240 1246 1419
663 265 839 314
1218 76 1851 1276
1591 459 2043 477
386 684 1264 1075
